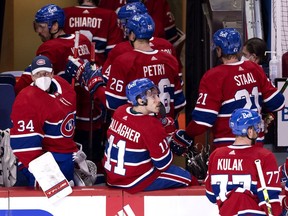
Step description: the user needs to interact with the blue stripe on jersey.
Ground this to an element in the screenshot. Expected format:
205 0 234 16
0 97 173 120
264 92 285 111
219 96 263 115
105 92 127 110
110 146 151 165
93 38 107 51
257 186 282 204
11 134 42 150
151 150 173 170
43 122 62 137
192 109 217 126
205 190 216 203
174 91 186 109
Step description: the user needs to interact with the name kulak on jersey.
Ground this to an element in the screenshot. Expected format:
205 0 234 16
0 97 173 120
217 158 243 171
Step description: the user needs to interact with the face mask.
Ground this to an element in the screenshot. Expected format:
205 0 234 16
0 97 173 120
35 76 52 91
241 56 250 61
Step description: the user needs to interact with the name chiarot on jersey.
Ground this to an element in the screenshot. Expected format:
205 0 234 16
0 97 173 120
68 17 103 28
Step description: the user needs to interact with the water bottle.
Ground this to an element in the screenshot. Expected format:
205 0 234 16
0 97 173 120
269 54 280 84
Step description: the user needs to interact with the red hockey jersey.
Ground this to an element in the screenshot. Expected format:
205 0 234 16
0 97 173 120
105 49 185 118
63 5 123 66
103 104 173 193
10 76 78 168
187 60 285 146
205 145 282 215
102 36 180 80
98 0 178 43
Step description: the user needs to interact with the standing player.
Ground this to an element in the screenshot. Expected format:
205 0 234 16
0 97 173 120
205 108 282 215
103 78 198 193
102 2 182 80
185 28 285 150
10 56 78 186
105 13 185 120
15 4 92 94
98 0 180 46
63 0 123 66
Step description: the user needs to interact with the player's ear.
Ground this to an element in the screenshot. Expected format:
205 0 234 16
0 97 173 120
51 22 59 34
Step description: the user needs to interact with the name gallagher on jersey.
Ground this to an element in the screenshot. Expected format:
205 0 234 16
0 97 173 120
109 118 141 143
217 158 243 171
69 17 103 28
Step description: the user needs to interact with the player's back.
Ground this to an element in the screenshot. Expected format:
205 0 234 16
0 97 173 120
206 144 281 215
194 60 284 146
63 6 123 65
102 41 132 79
103 37 177 79
105 49 183 116
36 34 91 74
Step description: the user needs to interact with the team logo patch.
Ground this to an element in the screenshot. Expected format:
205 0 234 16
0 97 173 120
60 112 75 138
36 59 46 66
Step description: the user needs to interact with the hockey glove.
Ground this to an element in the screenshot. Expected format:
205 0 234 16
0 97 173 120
170 129 193 156
65 56 86 82
186 143 210 180
262 113 275 133
282 196 288 216
279 162 288 183
161 117 176 136
81 64 105 95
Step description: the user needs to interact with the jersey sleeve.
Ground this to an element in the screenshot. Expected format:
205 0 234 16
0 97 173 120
105 54 131 110
191 69 222 128
258 67 285 112
143 118 173 171
256 153 282 215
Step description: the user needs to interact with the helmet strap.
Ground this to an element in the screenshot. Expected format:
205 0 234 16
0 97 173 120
246 127 258 145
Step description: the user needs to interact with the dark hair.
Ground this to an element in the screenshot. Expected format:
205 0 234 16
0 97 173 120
78 0 99 6
243 37 268 64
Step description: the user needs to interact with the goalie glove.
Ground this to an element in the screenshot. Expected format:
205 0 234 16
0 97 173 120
170 129 193 156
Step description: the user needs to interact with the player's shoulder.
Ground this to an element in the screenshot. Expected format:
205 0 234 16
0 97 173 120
16 85 45 104
113 50 136 63
111 41 132 54
151 37 173 47
252 146 275 157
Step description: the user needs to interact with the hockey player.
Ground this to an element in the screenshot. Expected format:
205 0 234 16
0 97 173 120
63 0 124 66
105 13 185 120
185 28 285 150
10 56 78 186
102 2 181 80
103 78 198 193
98 0 180 45
15 4 92 94
205 108 282 215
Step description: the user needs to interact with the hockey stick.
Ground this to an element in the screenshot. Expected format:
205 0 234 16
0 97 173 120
72 31 80 86
280 77 288 93
89 42 95 160
255 159 273 216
